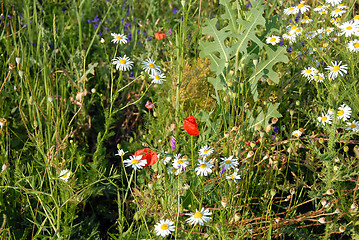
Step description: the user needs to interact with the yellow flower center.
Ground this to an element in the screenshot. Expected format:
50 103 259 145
355 15 359 20
335 9 341 13
295 29 301 33
350 124 357 128
317 5 322 9
346 26 353 30
297 3 304 8
294 132 299 136
354 43 359 48
149 63 155 68
155 75 161 80
321 116 327 121
305 69 312 73
204 150 209 153
172 168 177 172
200 163 207 169
332 66 340 71
225 160 232 164
287 33 292 37
116 36 122 40
304 16 309 19
337 110 344 116
160 224 169 230
194 212 203 219
291 26 297 30
231 176 234 179
120 59 126 64
270 38 276 42
318 76 323 81
62 174 67 178
131 160 139 164
321 10 326 14
177 160 183 164
288 7 294 11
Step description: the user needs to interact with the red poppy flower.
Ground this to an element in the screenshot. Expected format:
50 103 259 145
183 116 200 135
134 148 158 167
145 100 153 109
155 31 166 40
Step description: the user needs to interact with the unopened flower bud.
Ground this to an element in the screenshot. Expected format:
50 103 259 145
271 117 278 124
350 203 358 210
221 197 228 208
343 146 349 152
234 212 240 222
290 188 296 195
319 138 324 144
247 151 254 158
91 88 96 93
339 226 346 233
2 162 10 171
224 131 230 138
15 56 21 65
0 118 6 128
318 217 326 224
254 125 261 131
265 124 272 133
18 70 24 78
270 189 277 197
253 58 258 66
326 189 334 195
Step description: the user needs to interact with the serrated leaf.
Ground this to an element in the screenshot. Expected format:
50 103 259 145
249 46 288 101
248 103 282 129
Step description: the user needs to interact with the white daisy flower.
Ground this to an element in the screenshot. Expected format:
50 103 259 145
311 72 325 82
110 33 128 44
195 159 214 177
154 219 175 237
198 145 214 158
290 27 303 36
327 108 335 116
354 15 359 23
59 169 72 182
186 208 212 226
167 166 181 175
306 31 317 39
339 21 359 38
331 8 346 18
325 61 348 79
314 5 327 12
296 1 311 14
337 104 351 121
347 39 359 53
282 32 297 44
266 35 280 45
150 71 166 84
317 113 333 126
161 155 172 165
173 156 189 170
337 4 347 9
220 156 239 171
284 6 299 15
292 130 302 137
141 58 161 75
318 9 328 15
112 55 134 71
226 172 241 182
301 67 318 79
123 155 146 170
346 120 359 132
325 27 334 35
115 149 128 157
325 0 342 7
301 16 313 24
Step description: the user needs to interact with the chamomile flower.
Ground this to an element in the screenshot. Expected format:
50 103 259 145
284 6 299 15
306 31 317 39
325 61 348 79
331 8 346 18
301 67 318 79
339 21 359 38
226 172 241 182
317 113 333 126
141 58 161 75
347 39 359 52
173 156 189 170
220 156 239 171
354 15 359 23
325 0 342 6
296 1 310 14
292 130 302 137
59 169 72 182
167 166 181 175
346 120 359 132
115 149 128 157
123 155 146 170
186 208 212 226
195 159 214 176
337 104 351 121
290 27 303 36
325 27 335 35
266 35 280 45
150 71 166 84
282 32 297 44
314 5 327 12
318 9 328 15
327 108 335 116
154 219 175 237
199 145 214 158
110 33 128 44
301 16 313 24
311 72 325 82
161 155 172 165
112 55 134 71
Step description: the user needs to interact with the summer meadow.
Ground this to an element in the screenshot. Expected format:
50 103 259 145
1 0 359 239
